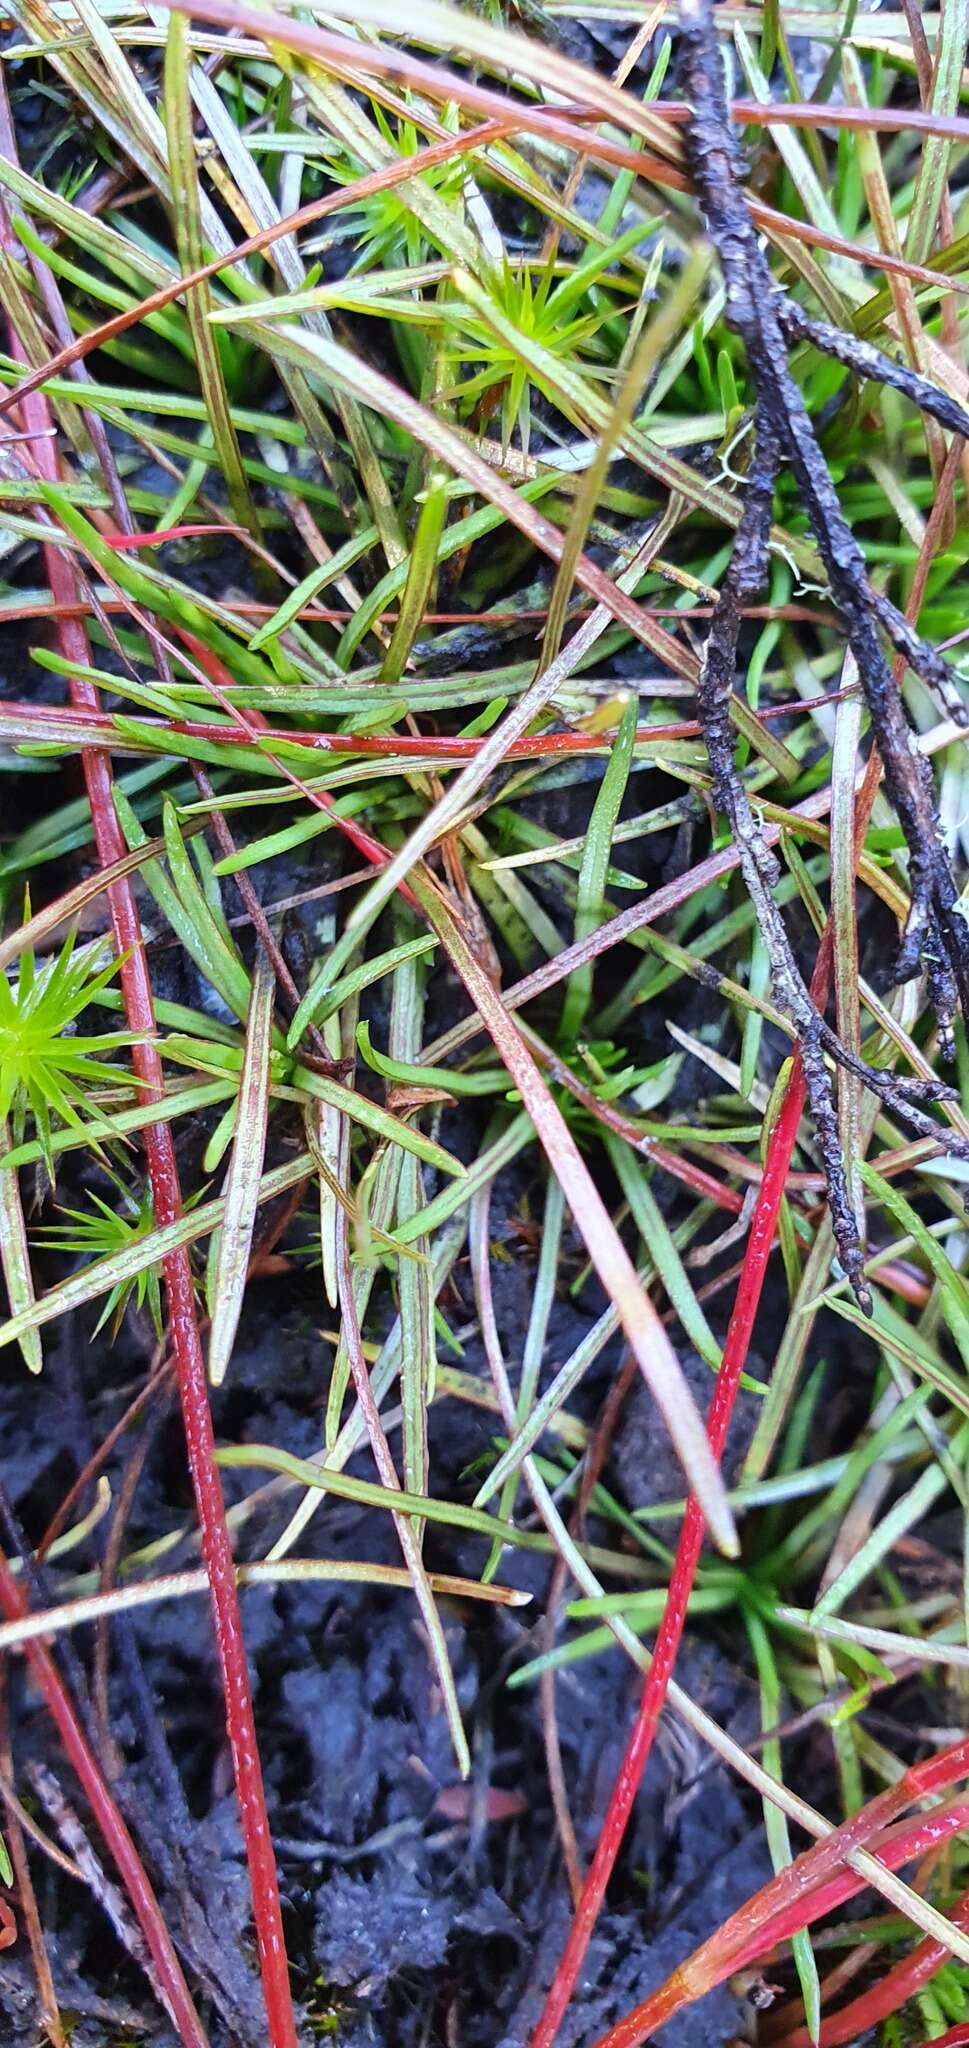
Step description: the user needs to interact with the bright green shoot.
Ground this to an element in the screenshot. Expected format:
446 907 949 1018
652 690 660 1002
0 930 134 1169
440 230 644 452
315 108 468 273
34 1180 166 1341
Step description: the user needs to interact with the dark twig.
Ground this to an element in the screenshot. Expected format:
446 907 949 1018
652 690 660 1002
693 401 968 1299
865 584 967 729
681 0 969 1049
678 0 969 1282
777 296 969 449
693 405 876 1301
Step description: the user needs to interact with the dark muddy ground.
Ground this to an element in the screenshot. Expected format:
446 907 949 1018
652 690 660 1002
0 745 861 2048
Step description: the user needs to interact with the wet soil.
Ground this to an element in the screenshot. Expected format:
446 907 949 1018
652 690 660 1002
0 752 798 2048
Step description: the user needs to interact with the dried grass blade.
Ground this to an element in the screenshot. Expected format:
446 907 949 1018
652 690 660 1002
0 1558 528 1654
408 870 737 1557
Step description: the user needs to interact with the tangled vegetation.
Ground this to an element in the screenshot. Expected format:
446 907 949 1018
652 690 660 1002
0 2 969 2045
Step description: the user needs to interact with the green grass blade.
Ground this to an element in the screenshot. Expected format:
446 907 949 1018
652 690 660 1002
163 11 258 533
561 695 638 1044
207 950 276 1385
0 1118 41 1373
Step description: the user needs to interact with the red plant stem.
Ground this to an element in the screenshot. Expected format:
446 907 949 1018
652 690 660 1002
0 698 716 757
916 2030 969 2048
0 1554 207 2047
648 1147 744 1214
727 1798 969 1973
529 1048 812 2047
0 594 843 629
600 1735 969 2045
532 737 888 2045
0 691 868 755
644 97 969 142
7 393 298 2048
775 1887 969 2048
590 1800 969 2048
107 525 246 547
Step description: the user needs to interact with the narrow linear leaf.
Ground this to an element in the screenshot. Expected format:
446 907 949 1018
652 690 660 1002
0 1119 41 1373
0 1081 236 1173
293 1062 467 1178
356 1021 509 1096
0 1154 313 1355
218 1439 557 1550
312 935 439 1028
379 472 448 684
207 949 276 1386
163 10 258 533
561 694 639 1044
0 1558 529 1657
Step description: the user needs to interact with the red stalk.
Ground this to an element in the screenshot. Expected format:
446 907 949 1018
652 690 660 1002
5 369 298 2048
591 1798 969 2048
532 741 886 2045
728 1798 969 1973
775 1886 969 2047
648 1149 744 1214
0 593 845 630
107 524 246 547
0 1554 207 2045
588 1728 969 2048
530 1050 811 2047
0 697 714 757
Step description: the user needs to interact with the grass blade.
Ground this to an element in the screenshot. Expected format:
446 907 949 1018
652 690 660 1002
408 869 737 1557
207 949 276 1385
0 1118 41 1373
561 696 638 1044
163 11 258 535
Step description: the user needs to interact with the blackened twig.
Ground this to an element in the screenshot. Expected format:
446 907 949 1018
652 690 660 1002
695 414 969 1298
695 405 874 1302
866 584 968 729
778 296 969 448
680 0 969 1061
679 0 969 1284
